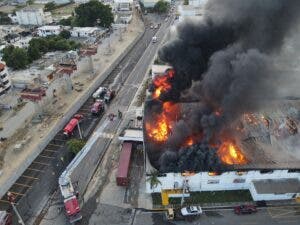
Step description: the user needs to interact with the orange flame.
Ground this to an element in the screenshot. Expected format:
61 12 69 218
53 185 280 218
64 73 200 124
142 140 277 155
146 102 180 142
182 133 203 147
217 141 248 165
152 69 174 98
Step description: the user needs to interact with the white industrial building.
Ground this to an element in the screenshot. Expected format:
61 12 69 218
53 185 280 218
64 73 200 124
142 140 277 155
144 66 300 202
145 163 300 201
70 27 101 38
0 63 11 97
37 26 63 37
16 7 53 26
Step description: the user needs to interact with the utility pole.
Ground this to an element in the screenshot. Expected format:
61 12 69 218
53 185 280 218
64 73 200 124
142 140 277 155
7 192 25 225
77 122 83 139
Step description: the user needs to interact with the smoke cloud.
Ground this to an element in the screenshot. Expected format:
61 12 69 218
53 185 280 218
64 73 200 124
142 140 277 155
145 0 300 172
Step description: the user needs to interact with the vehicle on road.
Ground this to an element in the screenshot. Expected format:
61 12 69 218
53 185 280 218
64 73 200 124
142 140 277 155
234 205 257 215
154 24 159 29
150 24 154 29
181 206 203 216
0 211 12 225
63 114 83 137
104 89 116 103
152 36 157 43
60 178 82 223
116 142 132 186
93 87 107 99
91 100 104 116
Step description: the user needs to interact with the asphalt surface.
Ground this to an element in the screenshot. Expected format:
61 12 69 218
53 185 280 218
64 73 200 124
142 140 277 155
78 15 174 225
133 206 300 225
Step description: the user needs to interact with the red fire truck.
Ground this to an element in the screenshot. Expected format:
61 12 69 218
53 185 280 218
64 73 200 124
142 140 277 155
59 177 82 223
63 114 83 137
0 211 12 225
91 100 104 116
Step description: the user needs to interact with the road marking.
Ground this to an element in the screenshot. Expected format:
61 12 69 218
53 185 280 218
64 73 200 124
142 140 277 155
14 183 32 188
268 206 300 219
98 132 115 139
21 175 39 180
27 167 44 172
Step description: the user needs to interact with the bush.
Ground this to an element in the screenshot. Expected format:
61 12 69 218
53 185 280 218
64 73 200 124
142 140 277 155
59 30 71 39
66 138 86 155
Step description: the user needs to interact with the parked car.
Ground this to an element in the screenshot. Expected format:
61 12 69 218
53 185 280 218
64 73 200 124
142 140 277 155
234 205 257 215
152 36 157 43
181 206 202 216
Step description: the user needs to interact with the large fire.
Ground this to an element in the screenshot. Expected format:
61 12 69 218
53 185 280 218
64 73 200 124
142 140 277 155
217 141 248 165
152 69 174 98
146 102 180 142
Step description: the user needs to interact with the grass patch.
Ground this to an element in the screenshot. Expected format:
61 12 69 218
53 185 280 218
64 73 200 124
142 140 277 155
152 190 252 206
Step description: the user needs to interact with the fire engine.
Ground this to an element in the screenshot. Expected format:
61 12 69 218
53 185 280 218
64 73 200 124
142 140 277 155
104 89 115 103
59 177 82 223
0 211 12 225
91 100 105 116
92 86 115 103
63 114 83 137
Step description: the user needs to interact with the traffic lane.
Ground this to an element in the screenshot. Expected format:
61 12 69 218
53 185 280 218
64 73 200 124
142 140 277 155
125 22 172 86
144 206 300 225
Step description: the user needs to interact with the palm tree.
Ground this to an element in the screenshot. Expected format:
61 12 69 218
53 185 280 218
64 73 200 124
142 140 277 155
146 170 162 190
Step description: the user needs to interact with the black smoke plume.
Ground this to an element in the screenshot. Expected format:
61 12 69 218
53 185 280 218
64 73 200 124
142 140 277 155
145 0 300 172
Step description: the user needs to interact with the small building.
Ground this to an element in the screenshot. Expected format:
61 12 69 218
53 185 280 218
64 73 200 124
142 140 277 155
16 7 53 26
189 0 208 7
70 27 101 38
37 26 63 37
178 5 203 22
0 63 11 97
35 0 70 4
115 0 133 11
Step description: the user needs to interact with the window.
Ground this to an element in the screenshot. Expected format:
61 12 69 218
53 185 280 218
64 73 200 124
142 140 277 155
260 170 273 174
207 180 219 184
208 172 221 176
288 169 300 173
236 171 247 176
233 179 245 183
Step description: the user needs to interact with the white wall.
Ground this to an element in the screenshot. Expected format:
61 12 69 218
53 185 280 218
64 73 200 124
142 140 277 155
37 26 62 37
249 182 297 201
146 170 300 201
16 8 51 26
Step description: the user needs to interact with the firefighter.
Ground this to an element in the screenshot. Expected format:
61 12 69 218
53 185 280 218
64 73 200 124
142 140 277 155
118 110 122 119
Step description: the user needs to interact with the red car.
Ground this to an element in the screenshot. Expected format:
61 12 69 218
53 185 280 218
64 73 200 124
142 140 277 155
234 205 257 215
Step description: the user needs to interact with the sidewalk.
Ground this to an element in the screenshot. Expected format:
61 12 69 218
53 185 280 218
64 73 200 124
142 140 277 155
0 11 144 198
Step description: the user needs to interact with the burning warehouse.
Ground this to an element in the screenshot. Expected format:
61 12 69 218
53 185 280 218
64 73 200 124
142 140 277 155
144 0 300 201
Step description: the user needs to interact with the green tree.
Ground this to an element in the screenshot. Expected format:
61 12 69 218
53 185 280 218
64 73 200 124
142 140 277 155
59 30 71 39
2 46 29 70
44 2 56 11
154 0 170 14
183 0 189 5
146 170 162 190
27 44 41 61
59 17 74 26
0 12 12 25
66 138 86 155
74 0 114 27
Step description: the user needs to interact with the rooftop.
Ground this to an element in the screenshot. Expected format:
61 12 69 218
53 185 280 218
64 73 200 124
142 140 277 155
144 99 300 171
253 178 300 194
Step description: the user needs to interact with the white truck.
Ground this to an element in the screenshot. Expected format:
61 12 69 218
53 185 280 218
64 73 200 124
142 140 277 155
152 36 157 43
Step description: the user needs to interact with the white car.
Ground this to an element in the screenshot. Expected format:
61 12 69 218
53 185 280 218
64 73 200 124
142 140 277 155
181 206 202 216
152 36 157 43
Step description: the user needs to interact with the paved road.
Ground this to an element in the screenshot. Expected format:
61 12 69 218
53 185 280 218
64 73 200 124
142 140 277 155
38 14 174 225
134 206 300 225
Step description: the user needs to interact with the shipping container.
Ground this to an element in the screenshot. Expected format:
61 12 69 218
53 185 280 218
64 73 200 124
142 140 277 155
116 142 132 186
